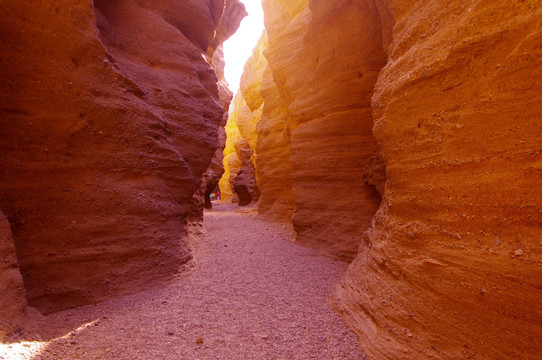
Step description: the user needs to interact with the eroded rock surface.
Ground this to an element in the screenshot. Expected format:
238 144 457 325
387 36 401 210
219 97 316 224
0 0 242 314
232 137 260 206
335 1 542 359
256 62 295 221
283 0 386 260
220 33 267 207
0 211 26 340
228 0 542 358
219 105 243 202
228 0 384 259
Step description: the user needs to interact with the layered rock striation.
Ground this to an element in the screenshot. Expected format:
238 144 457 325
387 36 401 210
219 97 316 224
0 0 244 314
256 61 295 221
226 0 385 257
229 0 542 358
336 1 542 359
267 0 386 259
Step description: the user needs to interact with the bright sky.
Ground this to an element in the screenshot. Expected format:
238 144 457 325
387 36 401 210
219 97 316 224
223 0 265 92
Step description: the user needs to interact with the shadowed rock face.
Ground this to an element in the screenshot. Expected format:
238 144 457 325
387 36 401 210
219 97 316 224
232 137 260 207
0 0 243 314
0 211 26 340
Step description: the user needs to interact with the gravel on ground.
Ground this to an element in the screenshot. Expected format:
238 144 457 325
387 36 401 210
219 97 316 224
1 203 366 360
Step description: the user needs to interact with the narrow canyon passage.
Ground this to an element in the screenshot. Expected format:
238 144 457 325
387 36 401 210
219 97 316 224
4 203 364 360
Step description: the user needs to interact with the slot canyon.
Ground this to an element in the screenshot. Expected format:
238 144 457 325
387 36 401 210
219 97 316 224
1 0 541 359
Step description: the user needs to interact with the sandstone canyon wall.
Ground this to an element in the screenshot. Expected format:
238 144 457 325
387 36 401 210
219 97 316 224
220 34 269 207
219 100 243 202
225 0 384 241
230 0 542 358
0 211 26 340
0 0 244 315
336 1 542 359
263 0 386 259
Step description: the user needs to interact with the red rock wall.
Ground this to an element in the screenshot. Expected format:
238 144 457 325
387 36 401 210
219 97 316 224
336 1 542 359
0 0 242 314
0 211 26 340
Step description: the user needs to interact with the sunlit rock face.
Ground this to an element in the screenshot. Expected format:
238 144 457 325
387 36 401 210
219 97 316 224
336 1 542 359
256 61 295 221
244 0 542 358
0 211 26 340
219 100 243 202
0 0 242 314
220 33 269 207
261 0 386 259
221 93 261 206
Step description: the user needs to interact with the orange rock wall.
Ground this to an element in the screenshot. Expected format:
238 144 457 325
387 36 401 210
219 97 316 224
260 0 385 259
335 1 542 359
0 0 243 314
252 0 542 358
222 93 260 206
256 62 295 221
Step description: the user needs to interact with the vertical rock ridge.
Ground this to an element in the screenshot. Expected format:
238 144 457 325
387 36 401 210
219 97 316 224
259 0 388 260
0 0 241 314
256 61 295 221
224 0 386 251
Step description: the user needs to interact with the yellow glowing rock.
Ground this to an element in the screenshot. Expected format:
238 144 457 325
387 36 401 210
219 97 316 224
219 101 243 201
220 33 269 205
239 32 268 112
235 97 261 152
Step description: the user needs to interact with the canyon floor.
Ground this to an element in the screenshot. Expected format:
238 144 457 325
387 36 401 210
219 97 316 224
1 203 365 360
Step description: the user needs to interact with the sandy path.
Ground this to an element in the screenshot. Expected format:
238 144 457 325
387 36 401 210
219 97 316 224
2 203 365 360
